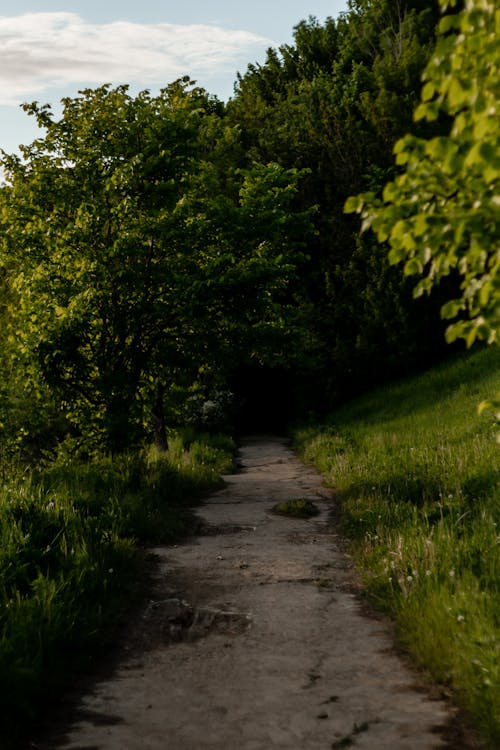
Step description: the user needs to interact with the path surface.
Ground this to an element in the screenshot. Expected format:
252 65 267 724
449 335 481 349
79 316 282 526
39 437 456 749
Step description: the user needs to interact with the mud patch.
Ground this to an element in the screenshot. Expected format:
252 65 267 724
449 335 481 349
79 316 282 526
196 522 256 536
142 597 252 643
331 719 375 748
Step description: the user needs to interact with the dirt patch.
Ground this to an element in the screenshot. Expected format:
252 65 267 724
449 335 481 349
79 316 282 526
196 522 256 536
139 597 252 645
32 436 474 750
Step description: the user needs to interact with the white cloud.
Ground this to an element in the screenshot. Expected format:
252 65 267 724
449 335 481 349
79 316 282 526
0 12 274 105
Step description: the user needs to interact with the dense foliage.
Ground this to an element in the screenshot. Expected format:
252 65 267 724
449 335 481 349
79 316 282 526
0 0 459 454
0 80 313 453
228 0 450 408
347 0 499 349
347 0 500 434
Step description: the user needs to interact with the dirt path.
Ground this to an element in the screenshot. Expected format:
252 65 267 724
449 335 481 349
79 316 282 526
38 437 458 749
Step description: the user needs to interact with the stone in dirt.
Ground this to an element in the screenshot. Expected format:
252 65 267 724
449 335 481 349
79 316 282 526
35 436 465 750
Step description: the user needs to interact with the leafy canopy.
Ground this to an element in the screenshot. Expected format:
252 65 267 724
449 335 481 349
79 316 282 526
0 81 314 451
346 0 500 349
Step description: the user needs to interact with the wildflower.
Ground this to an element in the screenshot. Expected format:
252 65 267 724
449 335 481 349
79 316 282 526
457 614 465 622
407 575 413 583
425 570 432 577
108 568 114 574
449 570 455 578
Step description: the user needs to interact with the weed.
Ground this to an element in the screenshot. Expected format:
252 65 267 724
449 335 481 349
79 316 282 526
271 498 320 518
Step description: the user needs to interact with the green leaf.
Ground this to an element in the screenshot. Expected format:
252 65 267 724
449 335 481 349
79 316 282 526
382 182 398 202
402 233 416 251
438 15 460 34
414 101 439 123
344 195 363 214
441 299 463 319
391 220 408 242
448 77 472 110
388 245 408 265
422 82 435 102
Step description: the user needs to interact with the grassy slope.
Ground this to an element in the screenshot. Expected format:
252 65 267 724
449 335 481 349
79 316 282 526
294 346 500 747
0 432 234 748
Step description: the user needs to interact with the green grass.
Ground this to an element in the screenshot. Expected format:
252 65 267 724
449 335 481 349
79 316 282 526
0 431 234 748
271 498 320 518
294 346 500 747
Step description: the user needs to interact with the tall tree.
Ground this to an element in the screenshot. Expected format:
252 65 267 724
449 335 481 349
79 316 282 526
347 0 499 347
346 0 499 428
228 1 446 405
0 81 313 451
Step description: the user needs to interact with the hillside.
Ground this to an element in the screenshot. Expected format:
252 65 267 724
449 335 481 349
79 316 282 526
294 345 500 746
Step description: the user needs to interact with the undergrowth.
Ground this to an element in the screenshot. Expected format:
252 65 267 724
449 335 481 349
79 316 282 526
271 498 320 518
0 431 234 748
294 346 500 747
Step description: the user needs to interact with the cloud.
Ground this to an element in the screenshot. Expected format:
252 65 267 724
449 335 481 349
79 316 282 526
0 12 274 105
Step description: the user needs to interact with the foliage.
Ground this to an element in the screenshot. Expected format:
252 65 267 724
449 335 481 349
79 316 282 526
0 432 233 747
0 2 455 440
271 498 320 518
229 0 448 406
0 81 313 453
346 0 500 349
183 389 235 433
294 345 500 745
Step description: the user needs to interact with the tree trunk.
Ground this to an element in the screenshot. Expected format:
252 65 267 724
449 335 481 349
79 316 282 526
152 383 168 452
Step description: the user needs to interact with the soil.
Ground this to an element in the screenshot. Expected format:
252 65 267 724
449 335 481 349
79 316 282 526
33 436 471 750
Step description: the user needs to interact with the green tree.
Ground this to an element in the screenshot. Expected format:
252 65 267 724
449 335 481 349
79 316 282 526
346 0 499 347
229 1 445 405
0 81 313 452
346 0 499 429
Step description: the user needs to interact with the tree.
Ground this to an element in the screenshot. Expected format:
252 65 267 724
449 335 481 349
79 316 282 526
0 81 313 452
346 0 499 431
346 0 499 348
229 1 445 405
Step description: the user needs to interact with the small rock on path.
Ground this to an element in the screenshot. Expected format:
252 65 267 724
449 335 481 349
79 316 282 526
38 436 458 749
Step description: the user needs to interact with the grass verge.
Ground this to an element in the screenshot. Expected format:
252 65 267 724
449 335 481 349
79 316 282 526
293 346 499 747
0 431 234 748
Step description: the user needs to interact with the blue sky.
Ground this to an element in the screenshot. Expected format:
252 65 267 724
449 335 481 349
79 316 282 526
0 1 348 156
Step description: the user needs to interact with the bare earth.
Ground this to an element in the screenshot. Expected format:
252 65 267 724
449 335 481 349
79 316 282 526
38 436 461 750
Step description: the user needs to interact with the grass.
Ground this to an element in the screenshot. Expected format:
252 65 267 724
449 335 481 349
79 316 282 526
293 345 500 747
0 431 234 748
271 498 320 518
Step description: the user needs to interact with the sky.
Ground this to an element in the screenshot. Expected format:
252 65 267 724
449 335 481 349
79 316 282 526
0 1 348 156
